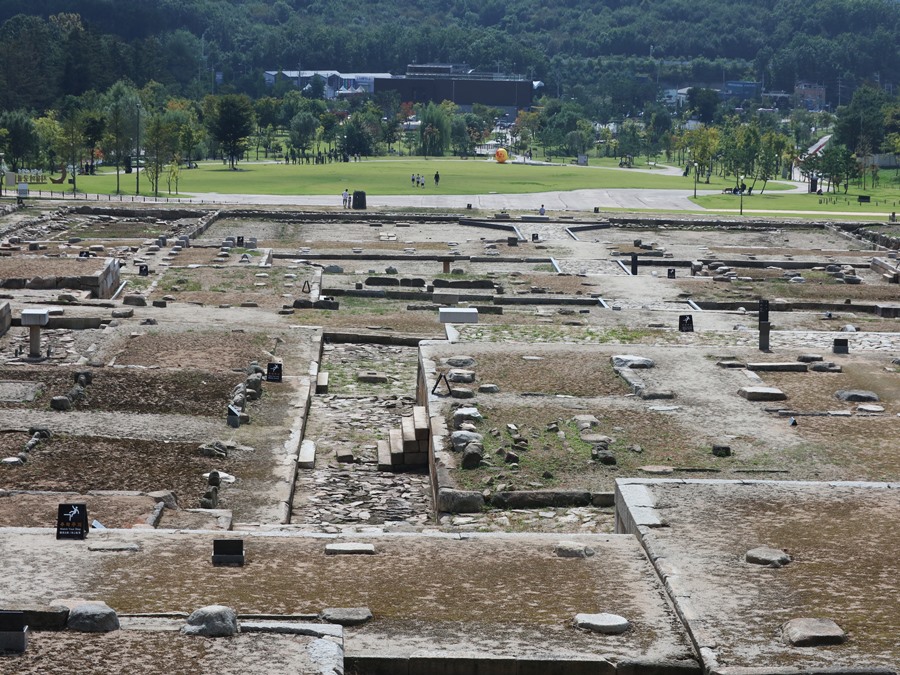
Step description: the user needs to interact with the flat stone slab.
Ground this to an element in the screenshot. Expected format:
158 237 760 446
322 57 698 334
87 542 140 553
782 617 847 647
738 386 787 401
747 362 808 372
857 404 885 413
356 371 388 384
639 465 674 475
611 355 655 369
325 543 376 555
320 607 372 626
0 381 43 402
239 621 343 638
574 612 630 634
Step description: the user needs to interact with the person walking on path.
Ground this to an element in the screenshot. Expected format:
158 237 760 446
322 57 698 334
539 204 545 215
434 171 440 187
342 188 350 208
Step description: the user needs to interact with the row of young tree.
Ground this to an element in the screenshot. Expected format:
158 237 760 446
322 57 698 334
0 78 896 197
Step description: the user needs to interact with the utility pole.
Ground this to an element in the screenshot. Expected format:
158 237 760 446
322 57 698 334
135 105 140 196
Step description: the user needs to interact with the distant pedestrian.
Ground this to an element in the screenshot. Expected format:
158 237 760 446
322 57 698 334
342 188 350 208
539 204 545 216
434 171 440 187
411 173 415 186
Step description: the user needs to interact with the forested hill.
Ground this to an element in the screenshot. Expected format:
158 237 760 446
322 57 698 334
1 0 898 114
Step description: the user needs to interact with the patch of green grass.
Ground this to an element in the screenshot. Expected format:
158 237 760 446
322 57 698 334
73 157 785 197
695 184 900 215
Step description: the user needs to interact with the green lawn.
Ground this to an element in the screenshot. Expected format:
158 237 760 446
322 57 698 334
68 157 787 197
694 182 900 214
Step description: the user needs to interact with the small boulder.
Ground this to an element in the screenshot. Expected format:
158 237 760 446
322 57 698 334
445 356 476 368
50 396 72 411
782 617 846 647
453 407 482 428
746 547 791 567
122 294 147 307
555 541 596 558
67 602 120 633
461 445 484 469
478 383 500 393
447 369 476 383
450 430 482 451
182 605 240 637
835 390 879 402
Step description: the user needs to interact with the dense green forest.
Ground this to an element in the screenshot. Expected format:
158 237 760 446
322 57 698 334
0 0 898 116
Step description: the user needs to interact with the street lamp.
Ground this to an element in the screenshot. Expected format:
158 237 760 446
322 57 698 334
693 161 699 199
739 175 745 215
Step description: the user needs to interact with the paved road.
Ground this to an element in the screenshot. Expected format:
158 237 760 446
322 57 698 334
190 187 724 212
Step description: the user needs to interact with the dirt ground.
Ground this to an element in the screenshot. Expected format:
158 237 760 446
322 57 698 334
2 204 900 672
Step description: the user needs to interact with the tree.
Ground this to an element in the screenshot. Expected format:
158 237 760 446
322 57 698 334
102 80 141 194
143 111 177 197
418 102 450 157
207 94 255 169
0 110 38 171
684 126 720 182
834 85 891 153
687 88 720 125
82 109 106 174
755 130 791 193
289 112 318 156
58 96 86 193
819 143 856 192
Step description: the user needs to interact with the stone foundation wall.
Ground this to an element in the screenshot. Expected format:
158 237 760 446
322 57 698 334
0 301 10 337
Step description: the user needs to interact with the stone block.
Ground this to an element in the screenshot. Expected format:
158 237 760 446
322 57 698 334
20 308 50 326
738 386 787 401
412 406 429 439
401 415 418 451
388 429 404 464
438 307 478 323
336 448 355 463
747 362 808 372
298 440 316 470
325 543 375 555
376 440 393 471
403 452 428 465
3 605 68 631
315 371 329 394
357 370 388 384
0 626 29 653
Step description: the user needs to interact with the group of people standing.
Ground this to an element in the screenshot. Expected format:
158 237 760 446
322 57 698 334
411 172 440 189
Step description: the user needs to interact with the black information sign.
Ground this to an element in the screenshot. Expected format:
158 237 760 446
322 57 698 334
56 503 88 540
138 264 149 277
759 299 770 323
0 611 25 631
667 268 676 279
236 236 245 247
679 314 694 332
266 362 283 382
78 250 93 258
630 253 638 276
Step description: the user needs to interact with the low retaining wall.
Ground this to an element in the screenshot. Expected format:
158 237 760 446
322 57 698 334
0 300 10 337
